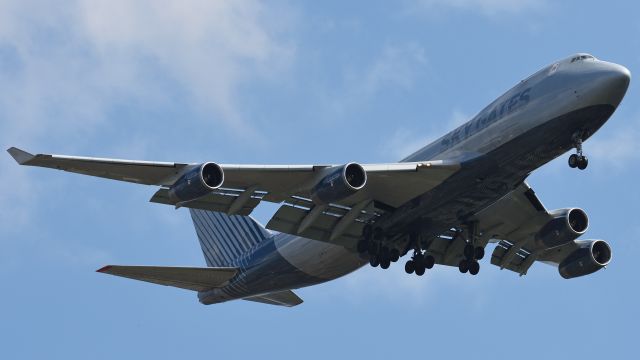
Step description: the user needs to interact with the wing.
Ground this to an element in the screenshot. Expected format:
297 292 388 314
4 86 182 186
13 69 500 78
9 147 460 246
96 265 238 291
466 181 584 276
7 147 190 186
409 181 558 273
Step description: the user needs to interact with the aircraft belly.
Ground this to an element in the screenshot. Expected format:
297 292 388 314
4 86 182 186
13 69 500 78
384 104 615 238
274 234 366 280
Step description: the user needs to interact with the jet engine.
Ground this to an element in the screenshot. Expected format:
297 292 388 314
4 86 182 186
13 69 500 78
558 240 612 279
536 208 589 248
168 162 224 203
311 163 367 204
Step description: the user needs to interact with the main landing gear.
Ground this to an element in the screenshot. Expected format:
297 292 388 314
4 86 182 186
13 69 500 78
568 134 588 170
458 243 482 275
357 226 400 270
458 223 483 276
404 250 435 276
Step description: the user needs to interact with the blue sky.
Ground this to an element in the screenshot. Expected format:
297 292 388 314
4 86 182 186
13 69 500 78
1 0 639 358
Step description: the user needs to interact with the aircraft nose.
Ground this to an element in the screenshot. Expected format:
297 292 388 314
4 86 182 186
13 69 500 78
607 63 631 91
598 62 630 107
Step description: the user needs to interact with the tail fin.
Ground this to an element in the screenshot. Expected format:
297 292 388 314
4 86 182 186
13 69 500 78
189 209 271 267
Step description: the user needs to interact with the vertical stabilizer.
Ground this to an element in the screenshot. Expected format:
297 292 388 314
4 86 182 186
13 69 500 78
189 209 271 267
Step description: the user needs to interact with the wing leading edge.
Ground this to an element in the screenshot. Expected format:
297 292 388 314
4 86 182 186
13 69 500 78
8 147 461 248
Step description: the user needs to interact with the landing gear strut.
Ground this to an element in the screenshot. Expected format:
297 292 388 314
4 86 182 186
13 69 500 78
568 134 588 170
458 224 483 276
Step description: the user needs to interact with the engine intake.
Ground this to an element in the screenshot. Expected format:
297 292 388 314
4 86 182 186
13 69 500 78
558 240 612 279
536 208 589 248
311 163 367 204
168 162 224 203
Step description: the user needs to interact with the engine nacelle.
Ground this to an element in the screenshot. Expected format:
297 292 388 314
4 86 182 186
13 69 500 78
535 208 589 248
558 240 612 279
311 163 367 204
168 162 224 203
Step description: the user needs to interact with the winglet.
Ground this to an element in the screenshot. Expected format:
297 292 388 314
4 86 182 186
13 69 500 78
7 147 34 165
96 265 112 273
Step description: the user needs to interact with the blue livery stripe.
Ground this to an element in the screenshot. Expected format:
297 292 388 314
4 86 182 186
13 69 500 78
189 209 270 267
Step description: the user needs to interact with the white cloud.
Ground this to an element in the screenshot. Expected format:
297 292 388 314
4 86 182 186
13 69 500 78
382 128 436 161
413 0 547 16
0 0 293 145
0 0 293 238
318 42 429 124
587 119 640 170
359 43 428 96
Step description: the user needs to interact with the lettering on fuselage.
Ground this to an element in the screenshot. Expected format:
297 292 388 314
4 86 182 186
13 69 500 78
440 87 531 149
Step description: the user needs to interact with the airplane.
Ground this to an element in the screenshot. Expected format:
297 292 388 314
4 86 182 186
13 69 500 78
8 53 630 307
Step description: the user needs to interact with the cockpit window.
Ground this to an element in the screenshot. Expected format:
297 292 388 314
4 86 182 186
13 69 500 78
570 55 595 63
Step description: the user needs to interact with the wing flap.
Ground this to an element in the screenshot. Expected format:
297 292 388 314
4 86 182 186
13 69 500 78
266 204 365 249
244 290 303 307
96 265 237 291
150 188 262 216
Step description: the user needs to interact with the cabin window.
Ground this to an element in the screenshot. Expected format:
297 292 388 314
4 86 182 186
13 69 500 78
570 55 595 63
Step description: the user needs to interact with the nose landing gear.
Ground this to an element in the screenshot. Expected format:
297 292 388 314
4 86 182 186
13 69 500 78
568 135 588 170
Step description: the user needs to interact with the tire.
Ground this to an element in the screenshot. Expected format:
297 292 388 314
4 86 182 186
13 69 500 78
415 265 425 276
424 255 435 269
369 257 379 268
568 154 578 168
390 249 400 263
577 156 588 170
381 247 390 260
405 260 415 274
458 259 469 273
380 258 390 269
474 247 485 260
469 261 480 275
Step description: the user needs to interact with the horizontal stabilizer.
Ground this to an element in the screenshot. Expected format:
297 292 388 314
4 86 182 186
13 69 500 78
97 265 237 292
244 290 303 307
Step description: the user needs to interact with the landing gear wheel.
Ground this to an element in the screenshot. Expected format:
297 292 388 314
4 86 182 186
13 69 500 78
474 247 485 260
570 134 589 170
568 154 579 168
577 156 588 170
381 247 390 261
405 260 415 274
464 244 475 260
380 258 391 269
390 249 400 263
415 265 426 276
424 255 435 269
369 257 379 268
458 259 469 273
468 261 480 275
